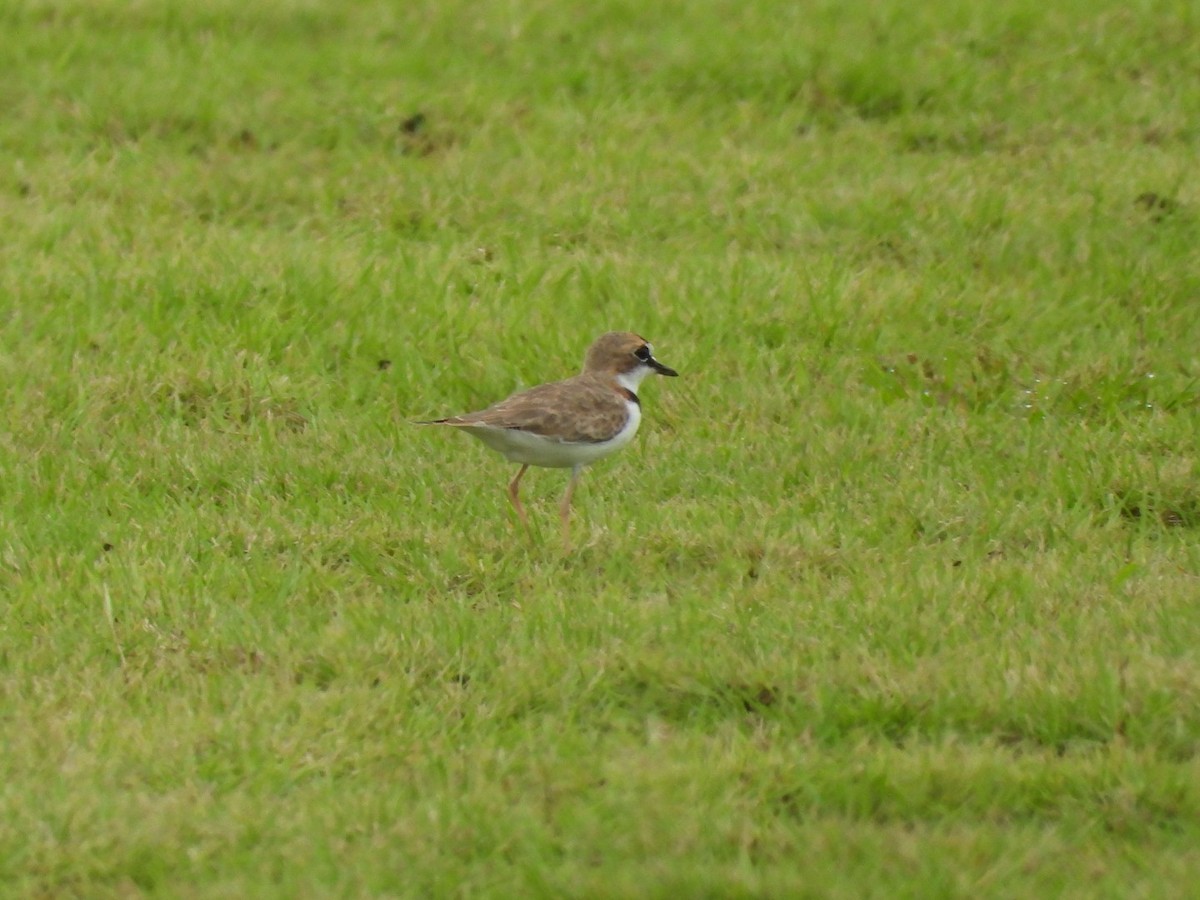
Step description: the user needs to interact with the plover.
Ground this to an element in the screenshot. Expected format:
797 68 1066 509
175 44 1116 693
419 331 678 545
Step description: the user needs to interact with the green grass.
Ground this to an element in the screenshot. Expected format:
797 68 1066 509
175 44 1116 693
3 0 1200 895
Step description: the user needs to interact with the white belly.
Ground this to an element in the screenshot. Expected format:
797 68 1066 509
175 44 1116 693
462 400 641 468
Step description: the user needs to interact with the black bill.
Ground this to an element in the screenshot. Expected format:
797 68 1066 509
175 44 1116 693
649 356 678 377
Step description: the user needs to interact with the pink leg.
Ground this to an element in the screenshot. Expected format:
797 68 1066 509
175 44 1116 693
507 464 530 532
559 466 582 548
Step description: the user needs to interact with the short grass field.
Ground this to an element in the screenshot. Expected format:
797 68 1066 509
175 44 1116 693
3 0 1200 895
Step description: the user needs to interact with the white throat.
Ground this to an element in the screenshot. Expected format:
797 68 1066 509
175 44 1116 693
615 365 654 395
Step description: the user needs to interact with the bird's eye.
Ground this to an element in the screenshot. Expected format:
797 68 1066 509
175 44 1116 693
634 345 652 362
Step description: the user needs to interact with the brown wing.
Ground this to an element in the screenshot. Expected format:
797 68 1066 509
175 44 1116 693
444 375 629 443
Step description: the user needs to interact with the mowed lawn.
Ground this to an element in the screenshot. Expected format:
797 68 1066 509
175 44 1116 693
2 0 1200 895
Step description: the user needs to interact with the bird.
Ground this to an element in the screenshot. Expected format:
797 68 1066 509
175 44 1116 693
418 331 678 546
